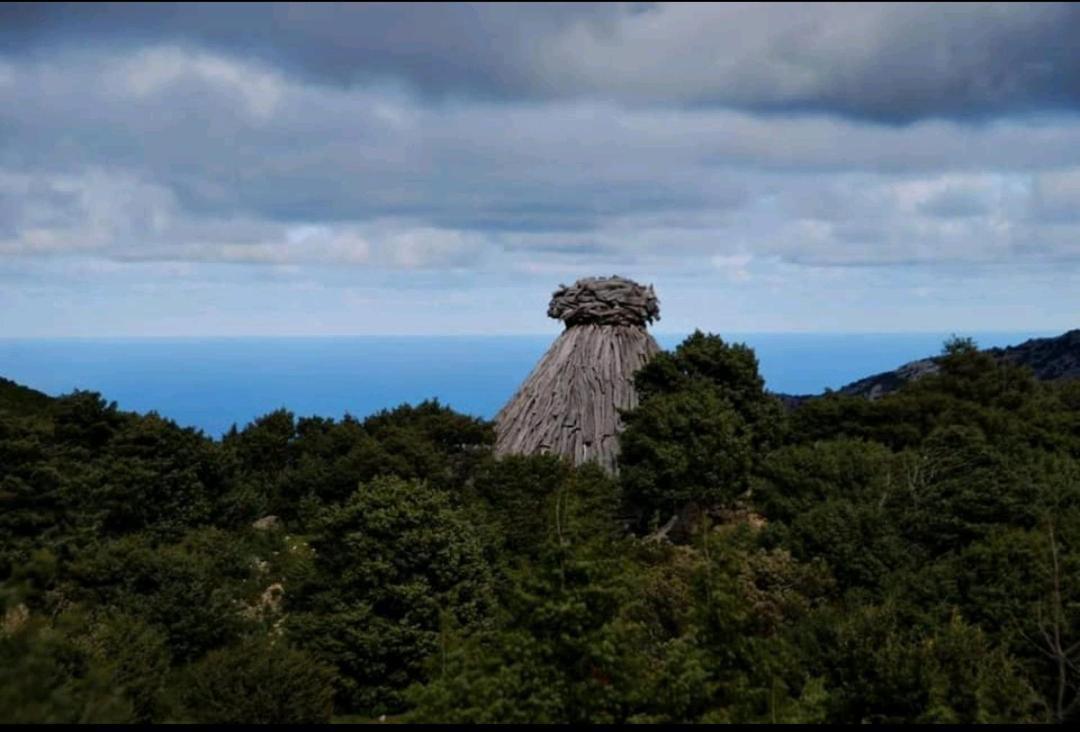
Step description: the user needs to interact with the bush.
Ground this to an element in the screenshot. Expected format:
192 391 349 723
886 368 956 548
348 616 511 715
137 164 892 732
0 612 134 723
179 637 335 724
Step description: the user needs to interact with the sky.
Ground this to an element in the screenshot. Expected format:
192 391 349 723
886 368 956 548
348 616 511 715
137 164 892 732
2 2 1080 337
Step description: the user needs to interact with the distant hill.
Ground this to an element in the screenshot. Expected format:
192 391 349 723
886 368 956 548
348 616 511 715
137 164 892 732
823 329 1080 401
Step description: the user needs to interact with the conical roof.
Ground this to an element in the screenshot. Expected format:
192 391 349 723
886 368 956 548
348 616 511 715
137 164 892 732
494 276 661 473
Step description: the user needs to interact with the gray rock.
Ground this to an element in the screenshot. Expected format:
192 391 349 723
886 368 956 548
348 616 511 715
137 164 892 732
252 515 281 531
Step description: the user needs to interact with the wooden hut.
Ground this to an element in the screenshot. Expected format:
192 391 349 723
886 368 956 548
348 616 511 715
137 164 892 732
494 275 661 472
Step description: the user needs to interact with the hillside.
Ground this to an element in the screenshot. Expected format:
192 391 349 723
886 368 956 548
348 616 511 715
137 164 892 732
3 331 1080 723
829 329 1080 400
0 376 53 416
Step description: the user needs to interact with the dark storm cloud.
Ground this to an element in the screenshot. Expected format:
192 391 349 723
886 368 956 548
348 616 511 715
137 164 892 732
4 3 1080 285
3 3 1080 122
0 2 624 99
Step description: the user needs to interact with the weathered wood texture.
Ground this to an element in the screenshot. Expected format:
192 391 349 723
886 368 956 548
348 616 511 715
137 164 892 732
547 276 660 326
495 276 661 473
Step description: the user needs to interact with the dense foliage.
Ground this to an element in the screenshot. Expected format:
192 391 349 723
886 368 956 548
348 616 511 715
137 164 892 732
2 333 1080 723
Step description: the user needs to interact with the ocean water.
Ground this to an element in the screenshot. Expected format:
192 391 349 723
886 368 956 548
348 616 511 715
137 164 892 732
0 332 1054 438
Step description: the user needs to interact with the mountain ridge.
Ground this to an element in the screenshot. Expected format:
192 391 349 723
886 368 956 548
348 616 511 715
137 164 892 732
778 328 1080 404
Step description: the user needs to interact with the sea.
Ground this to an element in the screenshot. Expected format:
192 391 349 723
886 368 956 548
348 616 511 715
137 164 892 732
0 332 1055 438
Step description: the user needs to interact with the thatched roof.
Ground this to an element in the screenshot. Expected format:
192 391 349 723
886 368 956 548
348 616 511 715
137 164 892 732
547 276 660 327
494 276 661 473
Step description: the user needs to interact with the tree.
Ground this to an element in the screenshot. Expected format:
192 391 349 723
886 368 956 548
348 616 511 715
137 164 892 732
619 331 783 525
405 464 643 724
620 383 753 514
287 476 496 714
825 605 1040 723
633 330 784 447
0 611 135 724
63 529 256 663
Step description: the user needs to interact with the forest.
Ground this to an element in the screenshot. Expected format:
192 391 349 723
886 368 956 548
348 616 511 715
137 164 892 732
2 332 1080 723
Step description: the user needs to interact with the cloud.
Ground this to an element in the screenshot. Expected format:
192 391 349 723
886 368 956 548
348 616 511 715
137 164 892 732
0 168 491 270
0 3 620 99
3 50 1080 276
117 46 283 120
711 254 753 282
4 3 1080 121
759 173 1033 266
1031 169 1080 223
538 3 1080 122
0 169 178 256
4 6 1080 335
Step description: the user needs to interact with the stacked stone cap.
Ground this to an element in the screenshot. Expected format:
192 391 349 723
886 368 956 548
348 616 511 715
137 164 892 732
547 275 660 327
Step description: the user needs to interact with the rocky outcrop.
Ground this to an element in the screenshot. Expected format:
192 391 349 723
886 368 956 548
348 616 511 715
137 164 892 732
2 603 29 635
837 357 941 400
251 515 281 531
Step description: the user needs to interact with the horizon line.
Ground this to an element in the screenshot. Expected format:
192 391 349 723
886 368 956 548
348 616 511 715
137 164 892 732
0 328 1064 341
